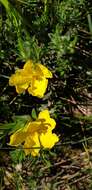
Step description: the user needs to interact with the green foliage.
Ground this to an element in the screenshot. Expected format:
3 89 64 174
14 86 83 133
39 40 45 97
10 149 25 164
57 0 85 25
31 108 37 120
0 0 92 189
48 25 77 75
49 25 77 56
0 0 10 11
0 115 31 142
87 14 92 34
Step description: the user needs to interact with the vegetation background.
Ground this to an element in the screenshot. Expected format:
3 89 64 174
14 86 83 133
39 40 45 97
0 0 92 189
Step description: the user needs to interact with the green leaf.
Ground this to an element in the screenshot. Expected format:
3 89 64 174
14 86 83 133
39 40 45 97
10 149 25 163
0 0 10 11
87 14 92 34
0 115 31 134
0 123 16 130
31 108 37 120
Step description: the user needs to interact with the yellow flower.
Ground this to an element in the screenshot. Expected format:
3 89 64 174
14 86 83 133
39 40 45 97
23 133 40 156
35 63 52 78
28 78 48 98
40 131 59 148
38 109 56 130
9 60 52 97
9 110 59 156
38 109 59 149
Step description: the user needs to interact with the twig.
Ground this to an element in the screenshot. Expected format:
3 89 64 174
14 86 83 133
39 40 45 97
60 96 87 115
69 174 90 185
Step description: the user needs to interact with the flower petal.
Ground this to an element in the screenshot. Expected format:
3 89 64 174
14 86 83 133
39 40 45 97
16 83 29 93
28 78 48 98
40 131 59 148
38 110 56 130
23 60 34 74
9 129 26 146
36 63 52 78
24 133 40 156
9 70 23 86
23 135 35 155
26 121 47 134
